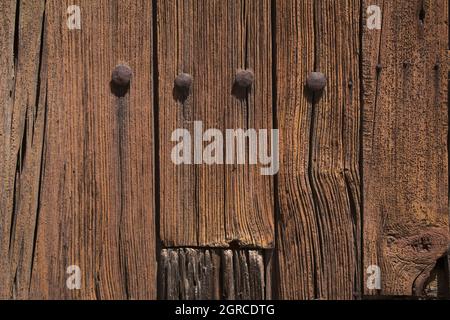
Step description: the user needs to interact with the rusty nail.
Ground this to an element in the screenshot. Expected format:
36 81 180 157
306 72 326 92
174 73 193 90
235 69 254 88
112 64 132 87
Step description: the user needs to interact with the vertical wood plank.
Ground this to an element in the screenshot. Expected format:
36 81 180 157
28 0 156 299
157 0 274 248
160 248 270 300
0 0 47 299
275 0 361 299
362 0 449 296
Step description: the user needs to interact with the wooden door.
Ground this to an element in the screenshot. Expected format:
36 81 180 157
0 0 448 300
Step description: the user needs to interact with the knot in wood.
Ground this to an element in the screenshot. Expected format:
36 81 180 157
306 72 326 92
235 69 254 88
112 64 133 87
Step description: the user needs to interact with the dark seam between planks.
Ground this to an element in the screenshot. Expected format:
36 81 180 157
270 0 279 300
358 0 365 300
152 0 163 300
309 0 321 299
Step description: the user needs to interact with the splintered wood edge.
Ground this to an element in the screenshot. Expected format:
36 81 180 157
159 248 271 300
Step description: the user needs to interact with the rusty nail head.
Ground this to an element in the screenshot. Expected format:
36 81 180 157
174 73 193 89
306 72 326 92
235 69 254 88
112 64 132 87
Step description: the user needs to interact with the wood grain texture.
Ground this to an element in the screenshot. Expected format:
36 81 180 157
27 0 157 299
275 0 361 299
447 50 450 71
362 0 449 296
1 0 449 301
160 248 272 300
0 0 47 299
157 0 275 248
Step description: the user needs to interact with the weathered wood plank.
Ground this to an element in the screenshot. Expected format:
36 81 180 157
160 248 271 300
362 0 449 296
0 0 47 299
275 0 361 299
447 50 450 71
157 0 274 248
28 0 157 299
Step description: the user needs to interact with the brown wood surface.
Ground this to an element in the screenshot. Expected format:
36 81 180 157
0 0 157 299
157 0 275 248
0 0 47 299
160 248 271 300
362 0 449 296
0 0 449 300
447 50 450 71
275 0 362 299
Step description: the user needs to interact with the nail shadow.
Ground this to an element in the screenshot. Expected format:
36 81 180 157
303 84 324 103
110 81 130 98
173 86 190 103
231 82 252 101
